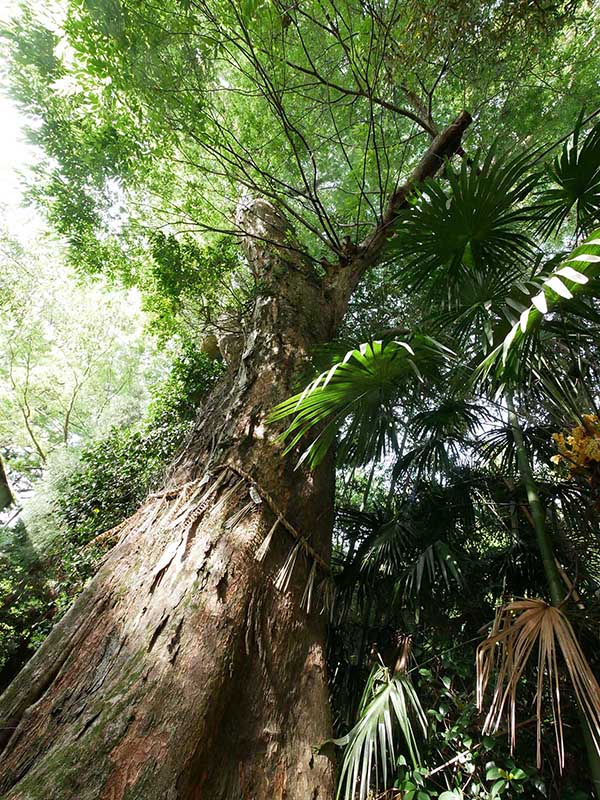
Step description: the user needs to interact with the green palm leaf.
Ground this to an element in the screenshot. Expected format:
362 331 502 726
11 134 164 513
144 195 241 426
334 663 426 800
393 399 485 478
475 229 600 391
389 146 540 305
269 336 451 468
537 119 600 237
360 513 415 576
401 540 463 598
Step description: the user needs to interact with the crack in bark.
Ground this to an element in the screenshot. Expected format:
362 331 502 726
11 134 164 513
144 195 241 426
87 632 126 694
216 572 229 603
76 710 102 740
147 615 170 653
167 619 184 665
0 594 109 755
149 541 181 594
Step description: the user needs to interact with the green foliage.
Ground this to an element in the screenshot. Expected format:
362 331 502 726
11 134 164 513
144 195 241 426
476 228 600 395
3 0 600 793
276 126 600 471
538 117 600 237
0 343 221 686
54 346 222 545
0 228 162 473
401 651 551 799
328 534 593 797
334 662 427 800
0 524 54 683
270 336 451 468
4 0 599 277
390 148 540 307
325 390 600 796
311 127 600 800
144 233 242 340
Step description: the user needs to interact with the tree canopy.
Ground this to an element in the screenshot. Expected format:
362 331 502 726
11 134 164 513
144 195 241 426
4 1 600 274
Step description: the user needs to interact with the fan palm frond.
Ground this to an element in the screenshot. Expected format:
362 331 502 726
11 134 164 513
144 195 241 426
542 479 600 586
410 398 483 440
391 399 485 480
486 537 547 598
537 119 600 237
431 269 534 350
394 438 462 481
476 421 556 475
401 539 463 598
331 505 414 617
477 598 600 770
390 146 540 304
335 662 427 800
269 336 451 468
360 513 415 576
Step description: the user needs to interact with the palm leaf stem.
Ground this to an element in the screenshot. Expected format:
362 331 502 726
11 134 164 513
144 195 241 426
355 593 374 692
506 392 563 606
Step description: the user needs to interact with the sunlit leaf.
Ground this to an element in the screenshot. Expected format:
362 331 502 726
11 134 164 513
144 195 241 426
269 336 451 468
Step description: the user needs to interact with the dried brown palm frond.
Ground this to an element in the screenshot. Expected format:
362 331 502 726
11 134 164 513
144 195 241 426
254 516 280 562
476 598 600 769
274 541 302 592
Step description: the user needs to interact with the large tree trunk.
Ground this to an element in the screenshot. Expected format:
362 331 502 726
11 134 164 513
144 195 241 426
0 201 343 800
0 112 471 800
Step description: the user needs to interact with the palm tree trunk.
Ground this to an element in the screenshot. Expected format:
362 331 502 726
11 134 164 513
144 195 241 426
506 392 600 797
506 394 563 605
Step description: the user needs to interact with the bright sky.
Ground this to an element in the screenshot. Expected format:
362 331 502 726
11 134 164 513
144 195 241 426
0 0 44 241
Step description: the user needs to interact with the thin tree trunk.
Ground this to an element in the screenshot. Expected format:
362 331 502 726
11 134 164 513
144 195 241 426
505 394 564 604
0 455 13 511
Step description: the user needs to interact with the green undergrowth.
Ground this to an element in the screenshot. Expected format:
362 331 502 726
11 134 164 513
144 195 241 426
0 344 222 686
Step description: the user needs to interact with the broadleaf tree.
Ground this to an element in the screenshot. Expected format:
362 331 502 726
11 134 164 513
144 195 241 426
0 227 162 475
1 2 600 799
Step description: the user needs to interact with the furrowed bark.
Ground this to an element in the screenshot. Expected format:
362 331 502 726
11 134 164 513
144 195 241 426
0 113 472 799
0 200 339 800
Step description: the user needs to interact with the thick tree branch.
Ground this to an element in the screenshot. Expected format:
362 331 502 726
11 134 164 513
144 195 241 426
328 109 472 310
367 109 472 248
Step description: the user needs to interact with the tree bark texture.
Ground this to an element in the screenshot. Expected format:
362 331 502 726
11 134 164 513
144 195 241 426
0 201 341 800
0 113 470 800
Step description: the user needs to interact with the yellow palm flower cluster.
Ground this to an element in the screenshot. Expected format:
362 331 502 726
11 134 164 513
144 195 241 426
551 415 600 477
